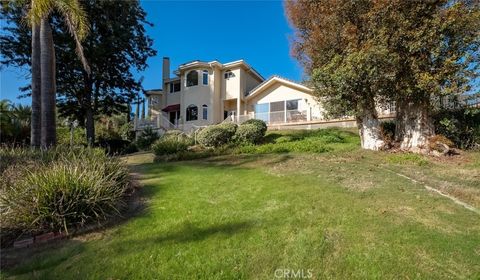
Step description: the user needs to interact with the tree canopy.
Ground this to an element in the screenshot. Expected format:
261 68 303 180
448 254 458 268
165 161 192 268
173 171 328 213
1 0 156 143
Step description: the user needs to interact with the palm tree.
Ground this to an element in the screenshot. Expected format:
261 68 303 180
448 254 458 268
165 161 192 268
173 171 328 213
27 0 90 148
31 22 41 147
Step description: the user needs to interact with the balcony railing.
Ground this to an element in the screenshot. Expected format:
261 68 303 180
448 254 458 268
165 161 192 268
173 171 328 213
254 110 309 124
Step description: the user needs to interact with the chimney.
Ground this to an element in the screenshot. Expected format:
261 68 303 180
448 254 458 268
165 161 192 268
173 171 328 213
162 57 170 84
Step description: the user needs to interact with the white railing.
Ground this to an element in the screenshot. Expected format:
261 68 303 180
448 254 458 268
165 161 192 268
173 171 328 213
134 114 181 131
254 110 308 124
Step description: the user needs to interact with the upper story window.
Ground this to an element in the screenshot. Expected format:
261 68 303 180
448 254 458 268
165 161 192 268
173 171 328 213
186 104 198 121
202 70 208 85
186 70 198 87
169 81 180 93
224 70 234 79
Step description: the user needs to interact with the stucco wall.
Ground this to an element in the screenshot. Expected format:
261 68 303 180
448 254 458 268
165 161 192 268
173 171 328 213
246 83 325 120
222 68 241 100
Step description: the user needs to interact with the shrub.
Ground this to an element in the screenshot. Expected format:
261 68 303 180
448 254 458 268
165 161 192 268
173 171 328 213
0 146 131 239
242 119 267 135
235 123 266 144
57 127 87 146
216 123 238 137
197 126 232 148
97 139 132 155
433 108 480 149
152 135 192 155
136 127 159 150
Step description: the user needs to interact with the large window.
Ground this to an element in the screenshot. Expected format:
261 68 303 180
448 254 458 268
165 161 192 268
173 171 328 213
202 104 208 120
254 103 269 123
202 70 208 85
286 99 299 111
169 81 180 93
186 71 198 87
186 105 198 121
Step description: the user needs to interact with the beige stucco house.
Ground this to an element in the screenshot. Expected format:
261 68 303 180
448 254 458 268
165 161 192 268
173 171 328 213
138 57 330 132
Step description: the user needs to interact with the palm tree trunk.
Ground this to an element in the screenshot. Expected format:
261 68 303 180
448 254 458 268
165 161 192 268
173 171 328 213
84 76 94 146
40 18 56 148
31 23 41 148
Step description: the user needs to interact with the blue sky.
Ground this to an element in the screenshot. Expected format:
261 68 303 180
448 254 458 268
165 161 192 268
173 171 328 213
0 0 303 105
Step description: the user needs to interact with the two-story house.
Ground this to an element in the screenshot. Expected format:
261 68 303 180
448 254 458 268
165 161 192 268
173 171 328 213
139 57 324 132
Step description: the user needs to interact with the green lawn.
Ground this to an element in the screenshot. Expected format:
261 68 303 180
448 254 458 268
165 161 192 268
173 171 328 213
3 130 480 279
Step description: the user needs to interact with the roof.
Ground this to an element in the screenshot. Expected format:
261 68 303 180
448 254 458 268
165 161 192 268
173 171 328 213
173 59 264 81
161 104 180 112
246 76 313 100
145 89 163 96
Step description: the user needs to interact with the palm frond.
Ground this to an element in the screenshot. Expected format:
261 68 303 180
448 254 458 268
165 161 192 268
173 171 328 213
55 0 91 75
26 0 54 26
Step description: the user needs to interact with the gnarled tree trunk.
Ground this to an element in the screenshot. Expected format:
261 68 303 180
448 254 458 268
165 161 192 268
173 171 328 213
395 99 434 152
356 110 385 151
40 18 56 148
31 23 41 148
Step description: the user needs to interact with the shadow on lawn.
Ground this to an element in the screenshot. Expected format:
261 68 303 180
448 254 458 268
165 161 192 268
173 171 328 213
138 154 293 181
116 220 256 252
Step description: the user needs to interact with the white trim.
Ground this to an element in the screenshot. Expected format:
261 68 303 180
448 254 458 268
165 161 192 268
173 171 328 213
246 76 313 100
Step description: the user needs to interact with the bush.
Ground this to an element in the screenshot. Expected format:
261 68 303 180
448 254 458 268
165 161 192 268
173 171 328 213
433 108 480 149
242 119 267 135
136 127 159 150
235 123 266 144
216 123 238 137
152 135 193 155
197 126 233 148
97 139 132 155
57 127 87 146
0 146 131 239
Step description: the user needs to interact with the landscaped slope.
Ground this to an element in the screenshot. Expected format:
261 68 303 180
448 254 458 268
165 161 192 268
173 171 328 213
3 148 479 279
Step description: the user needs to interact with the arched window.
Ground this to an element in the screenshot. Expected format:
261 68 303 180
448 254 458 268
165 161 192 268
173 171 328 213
202 70 209 85
202 104 208 120
186 70 198 87
186 104 198 121
224 70 234 79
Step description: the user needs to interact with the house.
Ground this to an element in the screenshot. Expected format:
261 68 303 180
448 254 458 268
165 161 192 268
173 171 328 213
137 57 329 133
134 57 474 134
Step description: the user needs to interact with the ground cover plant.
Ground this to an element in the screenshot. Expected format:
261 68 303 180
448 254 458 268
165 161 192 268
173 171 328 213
2 128 479 279
0 146 132 246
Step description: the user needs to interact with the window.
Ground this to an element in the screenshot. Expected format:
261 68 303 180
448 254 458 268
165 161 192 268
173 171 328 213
186 71 198 87
224 70 234 79
186 105 198 121
254 103 269 123
169 81 180 93
202 70 208 85
286 99 299 111
202 104 208 120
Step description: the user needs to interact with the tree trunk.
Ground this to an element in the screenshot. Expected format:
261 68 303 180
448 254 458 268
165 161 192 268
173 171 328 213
85 77 94 146
31 23 41 148
40 18 56 148
356 110 385 151
396 99 434 152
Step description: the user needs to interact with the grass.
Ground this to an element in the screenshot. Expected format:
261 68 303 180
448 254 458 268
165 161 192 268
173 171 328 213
2 129 480 279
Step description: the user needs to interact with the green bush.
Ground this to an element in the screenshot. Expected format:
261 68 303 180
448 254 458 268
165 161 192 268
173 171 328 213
152 135 193 155
242 119 267 135
0 146 131 238
197 126 232 148
136 127 159 150
216 123 238 138
57 127 87 146
433 108 480 149
235 123 266 144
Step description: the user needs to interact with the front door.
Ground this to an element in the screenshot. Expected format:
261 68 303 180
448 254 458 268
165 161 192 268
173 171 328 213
169 111 180 125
